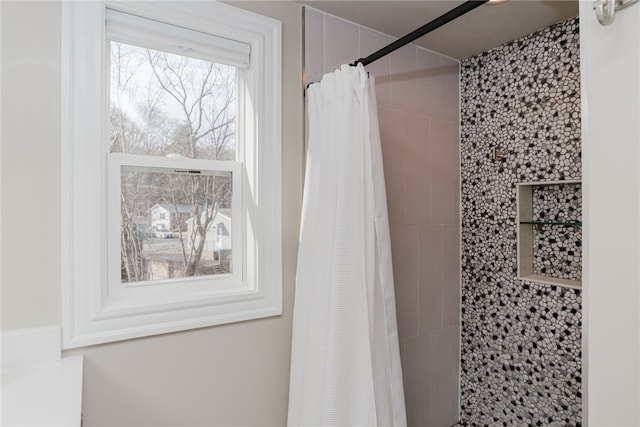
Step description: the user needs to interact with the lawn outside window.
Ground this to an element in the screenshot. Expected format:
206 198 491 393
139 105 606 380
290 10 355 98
62 1 282 348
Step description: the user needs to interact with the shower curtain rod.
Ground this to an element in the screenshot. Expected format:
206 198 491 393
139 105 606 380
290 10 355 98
351 0 489 67
306 0 489 90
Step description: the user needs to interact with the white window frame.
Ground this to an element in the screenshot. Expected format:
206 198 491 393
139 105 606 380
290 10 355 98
61 1 282 349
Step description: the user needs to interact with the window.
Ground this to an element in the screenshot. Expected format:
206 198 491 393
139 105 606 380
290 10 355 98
217 223 229 237
62 1 282 348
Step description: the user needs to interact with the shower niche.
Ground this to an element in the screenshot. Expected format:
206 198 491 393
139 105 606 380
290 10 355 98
516 180 582 288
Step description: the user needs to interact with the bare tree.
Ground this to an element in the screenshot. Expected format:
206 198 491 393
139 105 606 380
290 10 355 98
168 174 232 276
147 50 236 160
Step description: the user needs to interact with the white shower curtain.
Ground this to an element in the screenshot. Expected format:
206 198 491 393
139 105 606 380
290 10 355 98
288 64 407 427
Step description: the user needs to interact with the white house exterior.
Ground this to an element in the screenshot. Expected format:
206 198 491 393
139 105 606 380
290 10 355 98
150 203 192 231
185 208 232 259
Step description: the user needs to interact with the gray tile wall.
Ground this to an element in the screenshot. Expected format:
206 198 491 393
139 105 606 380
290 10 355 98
459 18 582 426
304 7 462 426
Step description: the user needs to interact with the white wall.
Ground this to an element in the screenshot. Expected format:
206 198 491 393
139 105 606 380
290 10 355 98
1 1 303 425
580 2 640 425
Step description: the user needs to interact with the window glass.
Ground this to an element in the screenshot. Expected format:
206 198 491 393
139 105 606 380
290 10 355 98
120 166 233 283
109 41 236 160
111 40 237 285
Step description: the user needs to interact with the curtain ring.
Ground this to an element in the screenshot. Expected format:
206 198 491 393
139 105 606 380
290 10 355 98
593 0 617 25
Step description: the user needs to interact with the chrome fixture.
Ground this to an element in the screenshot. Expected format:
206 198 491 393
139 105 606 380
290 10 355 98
492 147 508 160
593 0 638 26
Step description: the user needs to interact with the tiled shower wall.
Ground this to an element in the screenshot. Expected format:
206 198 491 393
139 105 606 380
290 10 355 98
459 18 582 425
304 7 462 426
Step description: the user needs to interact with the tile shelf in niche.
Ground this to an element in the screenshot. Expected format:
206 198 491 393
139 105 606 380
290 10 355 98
519 273 582 290
516 179 582 289
519 220 582 228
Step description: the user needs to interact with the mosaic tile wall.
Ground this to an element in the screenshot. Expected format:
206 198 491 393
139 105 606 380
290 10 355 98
459 17 582 426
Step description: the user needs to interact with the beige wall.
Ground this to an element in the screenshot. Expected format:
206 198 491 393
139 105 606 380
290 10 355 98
1 1 62 331
1 1 303 425
304 8 461 425
580 3 640 425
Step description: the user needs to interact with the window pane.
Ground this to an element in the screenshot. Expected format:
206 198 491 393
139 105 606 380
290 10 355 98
120 166 233 283
110 41 236 160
